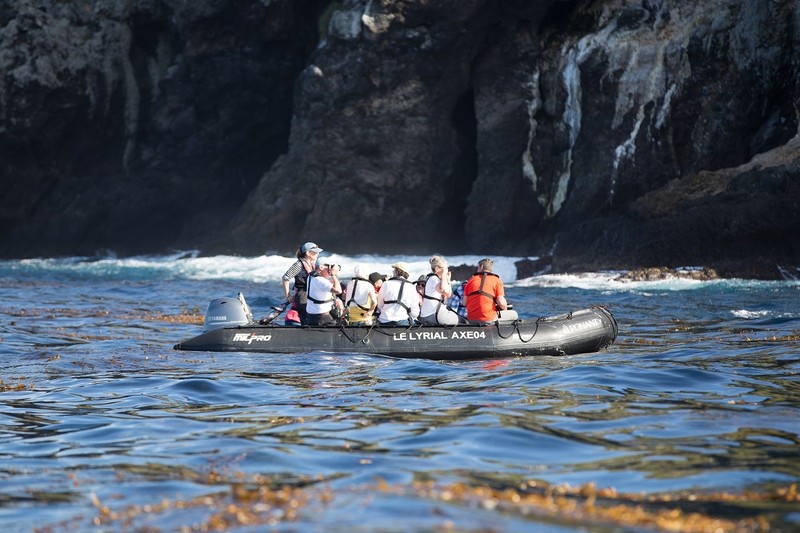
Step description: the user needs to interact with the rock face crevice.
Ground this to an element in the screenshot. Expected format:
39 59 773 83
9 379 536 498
1 0 798 278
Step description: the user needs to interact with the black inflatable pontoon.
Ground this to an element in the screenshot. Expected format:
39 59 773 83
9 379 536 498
174 295 617 360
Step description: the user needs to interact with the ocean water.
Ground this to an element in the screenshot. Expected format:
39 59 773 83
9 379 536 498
1 253 798 532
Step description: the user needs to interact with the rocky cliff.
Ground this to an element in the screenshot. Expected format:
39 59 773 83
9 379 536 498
2 0 798 278
1 0 327 255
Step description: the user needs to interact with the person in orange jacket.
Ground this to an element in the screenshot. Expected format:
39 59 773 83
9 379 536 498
462 258 518 324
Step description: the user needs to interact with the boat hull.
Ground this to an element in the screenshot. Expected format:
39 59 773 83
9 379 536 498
174 306 618 360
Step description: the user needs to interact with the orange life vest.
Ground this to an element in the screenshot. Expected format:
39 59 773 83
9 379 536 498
464 272 503 322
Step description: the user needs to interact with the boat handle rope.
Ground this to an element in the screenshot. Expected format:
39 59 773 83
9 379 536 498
338 322 378 344
336 321 435 343
494 319 539 343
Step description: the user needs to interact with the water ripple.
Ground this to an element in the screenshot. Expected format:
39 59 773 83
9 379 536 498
1 268 799 531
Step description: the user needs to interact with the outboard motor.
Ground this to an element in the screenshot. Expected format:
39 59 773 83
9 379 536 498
203 292 254 331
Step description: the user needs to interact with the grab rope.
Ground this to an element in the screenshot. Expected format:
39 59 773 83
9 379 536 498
337 322 377 344
494 318 539 342
335 320 446 344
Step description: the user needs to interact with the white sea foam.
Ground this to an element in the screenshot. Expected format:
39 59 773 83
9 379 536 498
7 253 520 284
5 255 799 291
731 309 770 319
515 271 721 291
185 253 520 286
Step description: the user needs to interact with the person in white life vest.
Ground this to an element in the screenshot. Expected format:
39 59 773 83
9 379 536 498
377 262 420 326
306 260 343 326
344 264 377 325
419 255 466 325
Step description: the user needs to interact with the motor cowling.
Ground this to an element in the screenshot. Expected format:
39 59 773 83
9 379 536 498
203 293 253 331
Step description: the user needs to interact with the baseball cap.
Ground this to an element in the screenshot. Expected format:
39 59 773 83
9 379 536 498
301 242 323 254
368 272 386 284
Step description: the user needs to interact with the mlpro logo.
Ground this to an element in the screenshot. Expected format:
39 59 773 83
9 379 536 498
232 332 272 344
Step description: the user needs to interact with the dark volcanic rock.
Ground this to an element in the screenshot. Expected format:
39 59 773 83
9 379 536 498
0 0 325 257
615 267 719 282
514 256 553 279
233 0 534 255
232 0 799 278
1 0 798 280
550 135 800 279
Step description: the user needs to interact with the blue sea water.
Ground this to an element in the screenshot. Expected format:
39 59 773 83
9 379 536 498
1 253 798 532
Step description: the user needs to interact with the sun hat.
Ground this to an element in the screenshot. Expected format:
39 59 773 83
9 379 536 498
301 242 323 254
429 255 446 269
391 261 410 275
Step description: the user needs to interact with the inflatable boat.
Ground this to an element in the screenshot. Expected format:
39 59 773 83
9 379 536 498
173 294 618 360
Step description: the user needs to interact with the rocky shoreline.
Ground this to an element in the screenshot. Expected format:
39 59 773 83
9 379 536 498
512 258 798 282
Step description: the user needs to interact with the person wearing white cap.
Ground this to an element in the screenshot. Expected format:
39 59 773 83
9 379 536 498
281 241 323 325
376 261 420 325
